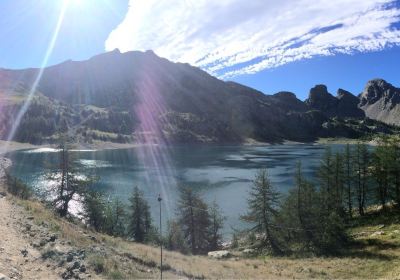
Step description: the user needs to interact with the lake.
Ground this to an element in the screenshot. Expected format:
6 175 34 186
7 144 346 236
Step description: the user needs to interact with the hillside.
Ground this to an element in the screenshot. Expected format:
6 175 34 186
1 161 400 279
0 50 399 144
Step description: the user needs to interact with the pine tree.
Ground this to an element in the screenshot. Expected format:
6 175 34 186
295 163 319 249
177 187 211 254
241 169 282 255
386 136 400 206
82 190 106 231
50 139 95 217
104 198 126 237
343 144 353 218
208 200 225 251
353 143 370 216
372 139 390 210
332 152 345 211
128 186 152 243
165 220 188 253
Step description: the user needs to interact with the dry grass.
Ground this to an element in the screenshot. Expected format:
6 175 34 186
12 196 400 279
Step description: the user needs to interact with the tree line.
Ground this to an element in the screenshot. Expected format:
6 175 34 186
243 136 400 255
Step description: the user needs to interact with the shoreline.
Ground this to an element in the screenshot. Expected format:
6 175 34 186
0 137 376 155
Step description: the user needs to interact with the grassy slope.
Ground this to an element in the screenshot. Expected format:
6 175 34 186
12 195 400 279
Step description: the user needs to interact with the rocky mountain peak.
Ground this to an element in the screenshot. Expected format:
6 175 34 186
360 79 400 106
337 88 354 99
305 84 337 113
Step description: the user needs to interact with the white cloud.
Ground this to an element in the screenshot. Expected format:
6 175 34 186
105 0 400 78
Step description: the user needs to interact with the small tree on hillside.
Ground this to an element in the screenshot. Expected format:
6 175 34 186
208 200 225 251
50 139 95 217
241 169 282 255
128 186 152 243
343 144 354 218
81 190 106 231
177 187 211 255
104 198 126 237
353 143 370 216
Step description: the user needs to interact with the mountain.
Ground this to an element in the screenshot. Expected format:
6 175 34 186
359 79 400 125
305 85 365 118
0 50 398 144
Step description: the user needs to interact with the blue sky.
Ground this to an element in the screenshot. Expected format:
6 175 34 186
1 0 400 100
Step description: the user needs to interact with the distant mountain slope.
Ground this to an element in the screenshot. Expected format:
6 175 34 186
0 50 398 144
359 79 400 125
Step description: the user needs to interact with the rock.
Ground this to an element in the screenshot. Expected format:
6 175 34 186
243 248 255 255
393 230 400 234
359 79 400 125
25 224 32 231
48 234 57 242
0 191 7 197
20 249 28 257
71 261 81 270
79 265 86 273
66 254 74 262
207 250 231 259
377 224 385 229
371 231 385 237
27 216 34 220
220 241 232 250
305 84 338 117
0 273 9 280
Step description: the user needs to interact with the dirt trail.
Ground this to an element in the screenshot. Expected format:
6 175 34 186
0 192 59 279
0 158 58 279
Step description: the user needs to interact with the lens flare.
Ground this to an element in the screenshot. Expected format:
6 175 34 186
3 1 68 151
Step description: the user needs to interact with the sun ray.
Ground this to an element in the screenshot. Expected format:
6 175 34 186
3 1 68 151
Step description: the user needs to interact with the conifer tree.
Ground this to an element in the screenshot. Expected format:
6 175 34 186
372 139 391 210
50 139 95 217
82 190 106 231
104 198 126 237
241 169 282 255
208 200 225 251
353 143 370 216
177 187 211 254
343 144 353 218
128 186 152 243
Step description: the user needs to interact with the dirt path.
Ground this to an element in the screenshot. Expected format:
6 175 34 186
0 192 59 279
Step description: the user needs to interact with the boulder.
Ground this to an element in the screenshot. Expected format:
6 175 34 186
243 248 255 255
371 231 385 237
207 250 231 259
220 241 232 250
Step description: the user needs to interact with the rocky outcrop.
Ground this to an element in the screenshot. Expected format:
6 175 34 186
305 85 338 117
337 88 365 118
359 79 400 125
305 85 364 119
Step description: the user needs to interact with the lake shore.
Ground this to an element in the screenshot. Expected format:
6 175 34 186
0 137 375 155
0 140 145 154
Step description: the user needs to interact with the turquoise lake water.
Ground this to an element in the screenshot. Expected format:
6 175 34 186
7 144 346 236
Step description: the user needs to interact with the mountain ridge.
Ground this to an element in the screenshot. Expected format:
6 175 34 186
0 50 399 144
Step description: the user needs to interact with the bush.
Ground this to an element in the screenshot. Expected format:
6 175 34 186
6 173 32 199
